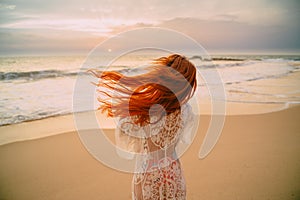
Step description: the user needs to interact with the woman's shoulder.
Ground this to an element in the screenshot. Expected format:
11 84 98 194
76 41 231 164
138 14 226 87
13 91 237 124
180 102 193 116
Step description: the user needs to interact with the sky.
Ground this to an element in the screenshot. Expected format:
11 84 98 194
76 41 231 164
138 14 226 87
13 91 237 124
0 0 299 55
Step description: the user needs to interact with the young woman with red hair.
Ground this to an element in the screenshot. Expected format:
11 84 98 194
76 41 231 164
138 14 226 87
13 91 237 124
92 54 197 200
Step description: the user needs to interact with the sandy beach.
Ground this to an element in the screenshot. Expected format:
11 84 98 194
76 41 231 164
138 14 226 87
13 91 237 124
0 104 299 200
1 0 300 199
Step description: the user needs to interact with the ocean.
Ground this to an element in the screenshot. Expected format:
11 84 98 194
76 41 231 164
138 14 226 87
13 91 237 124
0 54 300 126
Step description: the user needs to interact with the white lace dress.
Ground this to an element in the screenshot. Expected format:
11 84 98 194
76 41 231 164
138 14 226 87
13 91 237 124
115 103 195 200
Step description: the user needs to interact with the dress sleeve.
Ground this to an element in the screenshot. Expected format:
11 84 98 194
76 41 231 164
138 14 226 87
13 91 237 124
115 116 146 159
180 103 196 144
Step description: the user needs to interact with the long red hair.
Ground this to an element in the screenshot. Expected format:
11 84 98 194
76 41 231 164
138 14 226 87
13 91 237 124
91 54 197 126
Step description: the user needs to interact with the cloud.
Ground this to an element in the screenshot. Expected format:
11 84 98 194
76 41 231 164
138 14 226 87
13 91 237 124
1 16 299 55
0 27 105 55
3 19 113 35
159 17 300 51
2 0 297 27
0 0 299 55
213 14 238 22
0 3 16 10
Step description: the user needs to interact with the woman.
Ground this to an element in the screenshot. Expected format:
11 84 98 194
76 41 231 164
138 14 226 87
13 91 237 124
92 54 197 200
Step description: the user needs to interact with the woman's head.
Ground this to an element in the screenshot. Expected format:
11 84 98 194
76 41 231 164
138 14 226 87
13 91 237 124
153 54 197 93
92 54 197 125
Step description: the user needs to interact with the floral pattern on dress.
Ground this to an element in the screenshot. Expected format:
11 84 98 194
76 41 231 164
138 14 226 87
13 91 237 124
117 103 194 200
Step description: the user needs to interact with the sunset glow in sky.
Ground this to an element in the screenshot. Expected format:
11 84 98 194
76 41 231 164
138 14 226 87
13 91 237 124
0 0 299 55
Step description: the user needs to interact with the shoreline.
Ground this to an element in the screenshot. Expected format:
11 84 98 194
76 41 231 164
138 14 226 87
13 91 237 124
0 101 297 146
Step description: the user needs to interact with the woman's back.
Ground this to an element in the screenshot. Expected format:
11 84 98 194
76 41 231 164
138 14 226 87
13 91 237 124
116 103 194 200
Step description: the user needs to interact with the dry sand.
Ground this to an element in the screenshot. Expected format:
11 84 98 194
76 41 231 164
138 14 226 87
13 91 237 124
0 105 300 200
